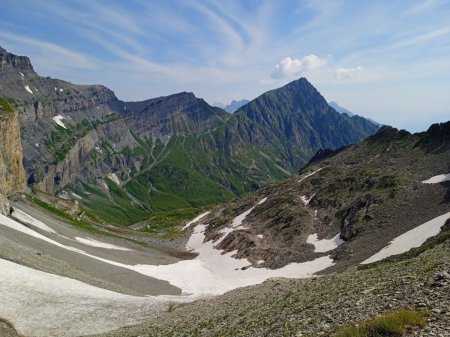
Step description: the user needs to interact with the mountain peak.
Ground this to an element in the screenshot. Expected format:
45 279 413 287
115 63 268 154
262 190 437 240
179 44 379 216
0 46 34 72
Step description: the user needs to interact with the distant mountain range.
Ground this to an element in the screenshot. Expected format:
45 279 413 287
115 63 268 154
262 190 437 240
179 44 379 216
214 99 250 113
329 101 383 126
0 46 380 226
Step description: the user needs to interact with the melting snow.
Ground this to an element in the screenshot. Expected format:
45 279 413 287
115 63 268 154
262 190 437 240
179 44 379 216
182 211 210 230
306 233 344 253
24 85 33 94
298 168 323 183
74 237 133 251
0 204 335 298
106 173 121 186
361 211 450 264
215 197 268 242
301 194 315 205
422 173 450 184
0 258 170 337
52 115 67 129
134 223 334 296
11 208 56 234
71 192 82 200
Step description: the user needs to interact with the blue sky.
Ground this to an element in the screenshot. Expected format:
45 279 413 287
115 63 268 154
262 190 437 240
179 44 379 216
1 0 449 131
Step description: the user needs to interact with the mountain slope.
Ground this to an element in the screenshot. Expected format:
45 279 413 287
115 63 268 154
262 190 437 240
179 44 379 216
202 121 450 270
227 78 380 170
0 47 380 227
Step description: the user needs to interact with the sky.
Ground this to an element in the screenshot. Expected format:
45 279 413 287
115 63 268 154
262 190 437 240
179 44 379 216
1 0 449 131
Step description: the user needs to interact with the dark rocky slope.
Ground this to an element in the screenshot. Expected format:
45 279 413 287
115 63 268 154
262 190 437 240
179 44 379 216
201 122 450 270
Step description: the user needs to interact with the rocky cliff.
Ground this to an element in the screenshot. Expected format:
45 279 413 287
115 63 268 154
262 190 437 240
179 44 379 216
0 98 26 214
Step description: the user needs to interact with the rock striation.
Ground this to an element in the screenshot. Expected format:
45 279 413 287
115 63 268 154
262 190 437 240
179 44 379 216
0 98 26 214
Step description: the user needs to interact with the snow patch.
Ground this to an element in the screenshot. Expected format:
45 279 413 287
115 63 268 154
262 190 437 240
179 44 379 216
306 233 344 253
52 115 67 129
74 237 133 251
182 211 211 230
257 234 264 239
35 143 39 148
60 88 64 92
361 211 450 264
106 173 121 186
257 260 265 264
301 194 315 205
215 197 268 243
24 85 33 94
422 173 450 184
54 87 57 91
71 192 82 200
298 168 323 183
10 209 56 234
19 72 24 78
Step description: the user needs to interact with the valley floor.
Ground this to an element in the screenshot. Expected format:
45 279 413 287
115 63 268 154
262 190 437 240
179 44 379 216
0 178 449 337
91 240 450 337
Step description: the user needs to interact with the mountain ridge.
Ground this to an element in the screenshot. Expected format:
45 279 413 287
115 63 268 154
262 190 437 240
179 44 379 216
0 46 380 227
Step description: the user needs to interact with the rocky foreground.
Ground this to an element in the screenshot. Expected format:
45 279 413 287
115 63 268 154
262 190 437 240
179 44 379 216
91 230 449 337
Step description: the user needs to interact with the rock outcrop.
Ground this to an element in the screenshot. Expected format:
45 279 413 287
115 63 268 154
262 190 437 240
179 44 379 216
0 98 26 214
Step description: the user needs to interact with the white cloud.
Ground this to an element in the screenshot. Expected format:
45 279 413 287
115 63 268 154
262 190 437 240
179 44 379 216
271 55 328 79
334 66 363 79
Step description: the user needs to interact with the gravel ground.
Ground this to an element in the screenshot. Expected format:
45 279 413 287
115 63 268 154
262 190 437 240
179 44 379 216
91 240 450 337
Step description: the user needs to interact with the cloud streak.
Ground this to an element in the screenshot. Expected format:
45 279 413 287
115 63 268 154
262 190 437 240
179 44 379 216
0 31 97 71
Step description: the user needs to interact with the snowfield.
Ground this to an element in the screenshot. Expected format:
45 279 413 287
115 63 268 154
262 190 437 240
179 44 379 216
0 258 170 337
306 233 344 253
361 211 450 264
52 115 67 129
74 237 133 251
182 211 210 230
301 194 315 205
422 173 450 184
11 208 56 234
298 168 323 183
24 85 33 94
106 172 121 186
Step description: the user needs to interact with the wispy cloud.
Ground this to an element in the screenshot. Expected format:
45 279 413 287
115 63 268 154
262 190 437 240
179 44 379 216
1 0 449 130
0 31 96 71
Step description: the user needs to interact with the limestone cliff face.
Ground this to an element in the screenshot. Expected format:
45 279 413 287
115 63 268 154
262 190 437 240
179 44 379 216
0 99 26 214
